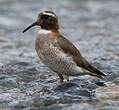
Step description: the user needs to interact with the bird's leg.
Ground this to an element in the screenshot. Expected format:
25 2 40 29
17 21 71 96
65 75 69 82
58 74 64 84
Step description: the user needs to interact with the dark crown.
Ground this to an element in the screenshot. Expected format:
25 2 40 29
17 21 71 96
38 11 59 30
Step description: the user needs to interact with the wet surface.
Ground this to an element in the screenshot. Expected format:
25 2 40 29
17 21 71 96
0 0 119 110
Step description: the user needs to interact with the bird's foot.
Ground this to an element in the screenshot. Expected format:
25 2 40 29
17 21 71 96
66 76 69 82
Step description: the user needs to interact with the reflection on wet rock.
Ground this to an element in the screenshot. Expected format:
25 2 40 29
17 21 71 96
54 82 79 92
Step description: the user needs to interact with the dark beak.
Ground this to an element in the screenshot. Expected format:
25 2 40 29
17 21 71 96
22 21 38 33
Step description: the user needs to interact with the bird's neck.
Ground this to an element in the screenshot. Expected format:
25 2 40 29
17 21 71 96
38 29 52 34
38 28 60 37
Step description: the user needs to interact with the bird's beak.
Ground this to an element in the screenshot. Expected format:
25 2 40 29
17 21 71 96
22 21 38 33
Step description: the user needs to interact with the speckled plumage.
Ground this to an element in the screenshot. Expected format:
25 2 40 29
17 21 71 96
35 31 83 76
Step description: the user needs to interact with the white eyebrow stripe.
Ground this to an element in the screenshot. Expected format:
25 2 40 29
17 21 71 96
43 12 56 17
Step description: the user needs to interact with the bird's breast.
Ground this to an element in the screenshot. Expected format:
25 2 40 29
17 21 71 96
35 34 78 74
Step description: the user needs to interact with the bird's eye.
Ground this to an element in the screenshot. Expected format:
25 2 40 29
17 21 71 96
43 15 49 19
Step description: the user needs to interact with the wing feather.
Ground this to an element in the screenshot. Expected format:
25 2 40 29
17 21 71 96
56 36 106 79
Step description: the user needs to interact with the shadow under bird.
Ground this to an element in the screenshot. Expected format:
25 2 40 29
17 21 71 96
23 11 106 84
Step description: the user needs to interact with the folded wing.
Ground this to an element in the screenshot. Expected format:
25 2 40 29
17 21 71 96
56 35 106 79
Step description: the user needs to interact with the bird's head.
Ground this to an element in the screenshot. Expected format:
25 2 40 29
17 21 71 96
23 11 59 33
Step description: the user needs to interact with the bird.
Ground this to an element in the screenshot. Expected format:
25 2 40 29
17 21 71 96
23 11 106 84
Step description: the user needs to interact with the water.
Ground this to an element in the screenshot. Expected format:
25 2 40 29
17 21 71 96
0 0 119 110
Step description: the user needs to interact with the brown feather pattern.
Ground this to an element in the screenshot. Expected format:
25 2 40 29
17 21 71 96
56 35 106 79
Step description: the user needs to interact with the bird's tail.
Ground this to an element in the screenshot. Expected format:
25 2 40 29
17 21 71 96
82 61 106 79
87 64 106 79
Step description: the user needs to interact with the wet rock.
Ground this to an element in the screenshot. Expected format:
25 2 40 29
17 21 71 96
24 107 39 110
61 103 93 110
96 86 119 100
67 89 91 97
81 83 98 90
0 77 19 88
24 104 64 110
54 82 79 92
0 62 30 74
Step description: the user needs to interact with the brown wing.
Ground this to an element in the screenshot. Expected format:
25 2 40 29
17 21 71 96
56 35 106 79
